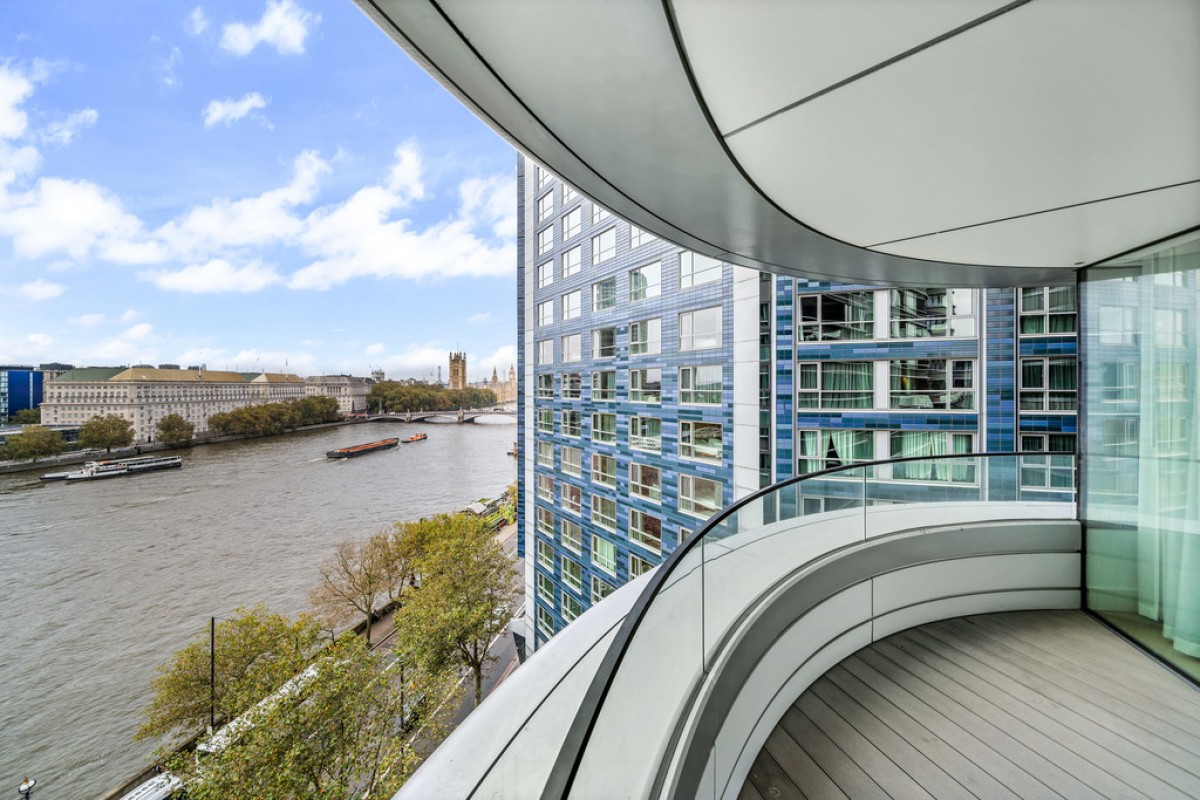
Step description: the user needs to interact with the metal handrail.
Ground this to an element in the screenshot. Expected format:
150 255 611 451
541 451 1073 799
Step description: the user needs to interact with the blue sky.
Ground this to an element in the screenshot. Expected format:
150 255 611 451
0 0 517 381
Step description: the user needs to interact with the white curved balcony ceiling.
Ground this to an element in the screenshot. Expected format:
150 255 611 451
359 0 1200 285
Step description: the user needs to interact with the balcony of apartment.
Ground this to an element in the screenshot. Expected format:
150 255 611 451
394 453 1199 799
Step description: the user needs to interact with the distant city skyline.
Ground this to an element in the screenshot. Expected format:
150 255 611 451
0 1 517 380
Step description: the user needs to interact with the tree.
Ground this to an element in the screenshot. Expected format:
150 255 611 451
1 425 64 461
79 413 135 452
166 636 459 800
9 407 40 424
156 413 195 447
310 534 394 645
394 512 518 706
136 606 323 750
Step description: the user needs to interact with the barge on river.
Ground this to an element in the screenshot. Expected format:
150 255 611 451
326 437 399 459
54 455 184 482
402 433 427 444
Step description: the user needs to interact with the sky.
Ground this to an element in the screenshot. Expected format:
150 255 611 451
0 0 518 382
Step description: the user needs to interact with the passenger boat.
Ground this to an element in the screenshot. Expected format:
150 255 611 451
402 433 427 444
64 456 183 481
39 470 74 481
326 438 399 458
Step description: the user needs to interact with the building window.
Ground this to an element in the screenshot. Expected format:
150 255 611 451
538 300 554 327
562 594 582 623
592 495 616 531
561 557 583 593
630 226 651 248
563 290 581 320
537 506 554 535
591 412 616 444
1020 434 1075 490
680 307 722 350
630 510 663 554
679 474 722 519
562 372 581 399
680 365 722 405
592 370 616 401
537 604 554 638
629 462 662 502
591 452 617 487
1020 286 1076 334
537 373 553 399
1020 357 1077 411
563 245 581 277
593 327 617 359
629 416 661 454
629 318 661 356
563 184 578 204
592 204 610 225
537 409 554 434
536 441 554 468
680 421 722 463
890 288 976 338
537 226 553 256
562 518 582 553
537 261 553 288
537 542 554 573
537 192 554 223
562 483 582 515
563 206 582 239
680 252 722 288
891 431 976 482
562 409 581 437
797 292 874 341
562 334 582 363
562 446 582 477
890 359 975 410
537 339 554 365
591 575 614 603
796 362 873 409
629 261 661 302
629 553 653 578
797 430 873 475
630 368 661 403
592 277 617 311
536 474 554 502
537 573 555 603
592 537 616 575
537 165 552 189
592 228 616 265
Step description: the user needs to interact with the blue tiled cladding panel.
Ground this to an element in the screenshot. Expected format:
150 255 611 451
515 154 528 561
521 166 735 635
774 277 794 481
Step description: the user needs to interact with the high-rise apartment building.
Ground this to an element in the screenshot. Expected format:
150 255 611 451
518 155 1077 648
0 366 43 422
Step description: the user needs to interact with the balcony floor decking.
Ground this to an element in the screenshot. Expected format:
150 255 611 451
741 610 1200 800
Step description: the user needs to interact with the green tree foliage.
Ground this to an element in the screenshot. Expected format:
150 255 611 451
367 381 496 414
155 413 195 447
9 407 40 424
207 398 339 438
310 533 394 645
1 425 65 461
167 636 459 800
136 606 324 750
394 512 518 706
79 413 135 452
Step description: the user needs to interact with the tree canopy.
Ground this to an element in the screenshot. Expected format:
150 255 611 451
394 512 518 706
155 413 195 447
9 407 40 425
0 425 64 461
207 397 339 438
136 606 324 750
367 381 496 414
79 413 135 452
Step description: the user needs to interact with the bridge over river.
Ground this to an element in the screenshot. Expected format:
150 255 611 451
368 409 516 424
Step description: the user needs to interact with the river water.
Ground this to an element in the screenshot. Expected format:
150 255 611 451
0 419 516 798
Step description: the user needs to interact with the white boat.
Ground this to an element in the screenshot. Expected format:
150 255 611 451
64 456 183 482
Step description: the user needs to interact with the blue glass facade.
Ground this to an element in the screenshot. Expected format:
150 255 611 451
0 367 43 421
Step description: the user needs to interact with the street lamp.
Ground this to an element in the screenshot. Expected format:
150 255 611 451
17 776 35 799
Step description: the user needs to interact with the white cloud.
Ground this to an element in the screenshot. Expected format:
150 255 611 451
85 323 156 363
141 259 282 293
158 46 185 89
364 343 385 356
16 278 65 301
27 332 53 349
0 65 34 139
467 312 492 324
121 309 139 322
175 346 226 367
203 92 268 128
220 0 319 57
0 332 54 363
188 7 209 35
225 348 315 375
386 142 424 204
476 345 516 376
43 108 98 146
73 313 106 327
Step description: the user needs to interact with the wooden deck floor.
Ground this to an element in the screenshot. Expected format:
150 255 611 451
741 610 1200 800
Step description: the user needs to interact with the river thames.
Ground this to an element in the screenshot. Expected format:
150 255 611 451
0 419 516 798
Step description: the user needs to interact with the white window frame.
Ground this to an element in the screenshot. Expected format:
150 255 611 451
536 506 554 535
680 420 722 463
629 509 663 554
562 446 582 477
537 226 553 256
537 339 554 365
537 191 554 223
629 318 662 356
537 539 554 570
795 361 874 410
592 277 617 311
591 495 616 531
561 557 582 593
536 408 554 434
629 416 661 454
562 372 582 399
592 370 616 401
679 252 722 289
536 373 553 399
536 474 554 502
591 452 617 487
562 290 581 321
537 299 554 328
562 409 581 437
629 261 661 302
629 462 662 502
679 306 722 351
680 365 722 405
1019 357 1078 412
592 204 610 225
630 225 651 248
592 327 617 359
561 518 582 553
563 206 582 239
536 441 554 468
591 228 616 265
629 553 653 578
591 412 616 444
679 474 722 519
562 333 582 363
562 245 581 277
562 483 582 515
592 536 616 575
889 359 976 411
537 261 553 289
630 367 662 403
